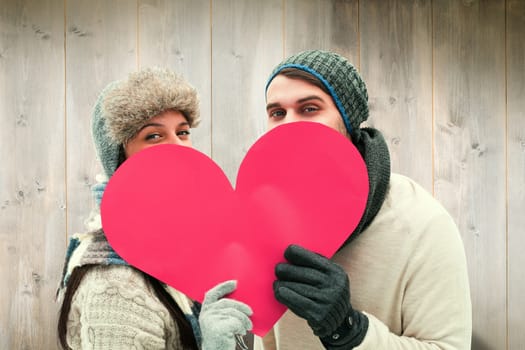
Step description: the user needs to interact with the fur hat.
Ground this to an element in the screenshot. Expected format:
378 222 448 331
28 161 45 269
266 50 368 133
92 67 200 178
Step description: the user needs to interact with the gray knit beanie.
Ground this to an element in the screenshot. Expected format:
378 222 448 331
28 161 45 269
266 50 368 133
92 67 200 178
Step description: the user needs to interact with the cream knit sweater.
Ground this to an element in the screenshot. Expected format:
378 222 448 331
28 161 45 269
66 264 193 349
256 173 472 350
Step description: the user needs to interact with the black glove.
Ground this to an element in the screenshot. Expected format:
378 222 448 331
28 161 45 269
273 245 368 348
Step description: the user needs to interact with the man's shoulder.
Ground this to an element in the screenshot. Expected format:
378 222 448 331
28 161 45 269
384 173 446 215
371 173 457 237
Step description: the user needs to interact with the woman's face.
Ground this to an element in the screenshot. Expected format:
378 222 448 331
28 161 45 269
124 110 192 158
265 74 347 135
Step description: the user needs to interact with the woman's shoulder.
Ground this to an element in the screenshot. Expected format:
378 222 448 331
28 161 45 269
67 265 182 349
71 265 177 333
76 264 155 299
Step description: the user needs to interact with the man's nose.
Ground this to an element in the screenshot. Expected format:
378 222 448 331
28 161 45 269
281 112 301 124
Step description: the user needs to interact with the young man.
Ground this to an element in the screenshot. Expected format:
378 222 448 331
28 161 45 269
257 50 472 349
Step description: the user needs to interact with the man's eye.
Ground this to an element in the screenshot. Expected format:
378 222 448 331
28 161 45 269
269 110 285 118
303 106 319 113
177 130 191 136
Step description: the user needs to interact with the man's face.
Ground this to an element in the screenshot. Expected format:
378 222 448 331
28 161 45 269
265 74 347 135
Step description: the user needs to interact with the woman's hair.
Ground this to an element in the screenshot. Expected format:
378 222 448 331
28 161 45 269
58 265 89 349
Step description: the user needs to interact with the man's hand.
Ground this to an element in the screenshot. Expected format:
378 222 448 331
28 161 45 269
273 245 368 349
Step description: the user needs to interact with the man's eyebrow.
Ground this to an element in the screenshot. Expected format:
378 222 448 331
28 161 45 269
266 102 281 111
297 95 325 104
266 95 326 111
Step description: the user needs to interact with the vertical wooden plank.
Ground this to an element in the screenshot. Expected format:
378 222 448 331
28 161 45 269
66 0 138 233
138 0 212 156
0 1 65 348
360 0 433 192
285 0 359 65
507 1 525 349
211 0 283 183
433 1 506 349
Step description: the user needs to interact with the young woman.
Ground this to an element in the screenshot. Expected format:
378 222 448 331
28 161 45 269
57 68 252 350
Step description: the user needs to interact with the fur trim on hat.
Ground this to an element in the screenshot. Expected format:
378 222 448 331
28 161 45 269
102 67 200 145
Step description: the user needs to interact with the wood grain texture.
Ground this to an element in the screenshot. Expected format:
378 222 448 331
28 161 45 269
284 0 359 64
0 1 65 348
139 0 212 156
0 1 523 349
433 1 507 349
507 1 525 349
211 0 283 183
360 0 433 191
66 0 138 233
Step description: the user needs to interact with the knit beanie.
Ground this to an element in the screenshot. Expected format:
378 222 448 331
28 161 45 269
266 50 368 133
92 67 200 178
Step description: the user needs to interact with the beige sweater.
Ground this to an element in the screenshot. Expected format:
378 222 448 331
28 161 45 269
66 265 193 349
256 174 472 350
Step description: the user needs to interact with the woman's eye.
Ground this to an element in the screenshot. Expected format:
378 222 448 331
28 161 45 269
145 133 162 141
177 130 191 136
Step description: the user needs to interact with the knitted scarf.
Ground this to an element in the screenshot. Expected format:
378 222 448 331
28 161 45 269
56 228 202 343
343 127 391 246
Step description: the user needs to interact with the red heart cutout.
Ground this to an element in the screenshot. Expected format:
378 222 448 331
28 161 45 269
101 122 368 336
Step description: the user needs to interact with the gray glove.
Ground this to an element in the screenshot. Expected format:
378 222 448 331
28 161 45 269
199 280 253 350
274 245 368 348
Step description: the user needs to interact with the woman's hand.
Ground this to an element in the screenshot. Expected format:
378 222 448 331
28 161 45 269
199 280 253 350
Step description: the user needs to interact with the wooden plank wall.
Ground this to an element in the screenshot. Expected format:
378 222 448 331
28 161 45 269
434 1 507 349
360 0 433 191
211 0 282 182
65 0 138 236
0 1 523 349
0 1 66 349
507 1 525 349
